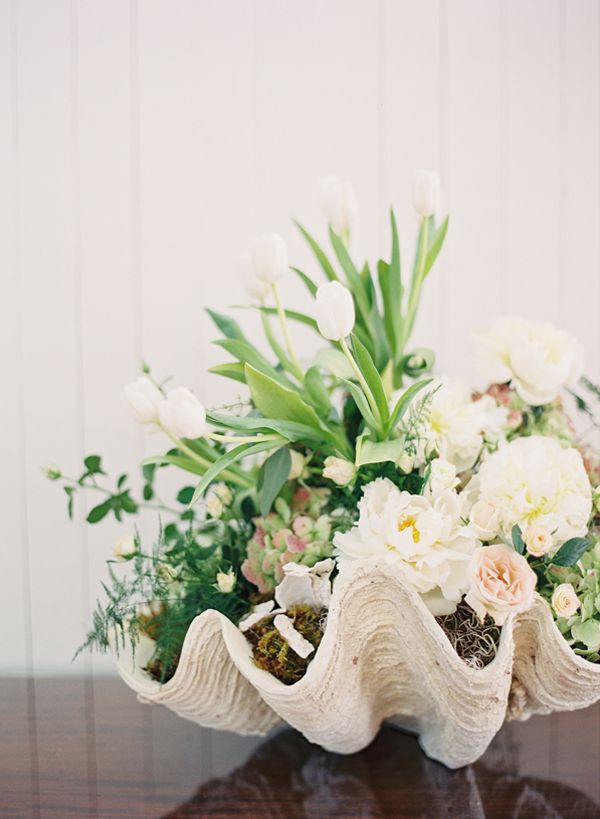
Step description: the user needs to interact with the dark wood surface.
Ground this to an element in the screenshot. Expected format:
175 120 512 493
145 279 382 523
1 679 600 818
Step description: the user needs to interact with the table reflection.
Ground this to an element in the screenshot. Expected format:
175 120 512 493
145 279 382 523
165 725 600 818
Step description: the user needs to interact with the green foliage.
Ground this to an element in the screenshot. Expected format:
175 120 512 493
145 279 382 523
258 448 292 517
550 537 592 567
511 525 525 555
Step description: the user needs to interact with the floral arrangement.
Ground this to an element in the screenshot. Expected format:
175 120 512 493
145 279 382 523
48 171 600 697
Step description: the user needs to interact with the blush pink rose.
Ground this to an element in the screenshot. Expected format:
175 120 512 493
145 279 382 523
465 544 537 626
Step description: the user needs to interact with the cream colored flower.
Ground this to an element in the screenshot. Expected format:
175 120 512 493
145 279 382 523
288 450 306 481
468 499 501 542
215 570 236 594
474 316 584 406
159 387 207 439
473 436 592 552
427 458 459 497
465 544 537 626
334 478 477 615
323 455 356 486
551 583 581 618
523 524 553 558
113 533 137 562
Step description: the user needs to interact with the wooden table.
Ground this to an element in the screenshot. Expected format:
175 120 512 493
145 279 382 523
1 679 599 818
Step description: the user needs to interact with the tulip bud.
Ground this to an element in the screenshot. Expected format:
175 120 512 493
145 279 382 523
216 570 236 594
206 494 224 518
397 451 415 475
323 456 356 486
158 387 207 439
288 450 306 481
412 170 440 217
213 482 233 506
113 533 137 562
43 463 62 480
251 233 288 284
239 253 269 302
319 175 358 235
315 282 355 341
121 376 163 426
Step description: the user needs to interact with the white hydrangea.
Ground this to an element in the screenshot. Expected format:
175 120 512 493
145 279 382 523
403 378 508 472
334 478 479 616
474 316 584 406
471 435 592 551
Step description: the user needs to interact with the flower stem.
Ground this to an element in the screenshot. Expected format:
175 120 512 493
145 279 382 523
271 282 303 377
401 216 429 353
208 432 281 445
160 427 253 488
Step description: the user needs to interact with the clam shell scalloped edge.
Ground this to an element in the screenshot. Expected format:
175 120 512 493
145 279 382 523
113 558 600 769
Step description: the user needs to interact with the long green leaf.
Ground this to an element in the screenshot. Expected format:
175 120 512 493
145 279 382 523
214 338 295 388
350 335 389 425
208 362 246 384
356 436 407 467
190 438 284 506
387 378 432 433
141 453 207 476
207 411 330 445
259 448 292 517
291 266 318 297
303 366 331 416
341 379 379 434
551 537 592 567
424 215 449 278
328 226 369 317
232 304 318 332
294 221 338 282
245 364 323 430
206 309 248 342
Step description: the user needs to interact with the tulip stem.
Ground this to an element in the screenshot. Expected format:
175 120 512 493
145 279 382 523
271 283 303 377
340 336 382 427
401 216 429 353
208 432 281 445
160 426 253 488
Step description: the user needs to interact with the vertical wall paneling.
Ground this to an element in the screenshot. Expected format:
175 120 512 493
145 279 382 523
2 1 600 675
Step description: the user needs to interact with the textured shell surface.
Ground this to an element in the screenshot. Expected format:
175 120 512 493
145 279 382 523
113 557 600 769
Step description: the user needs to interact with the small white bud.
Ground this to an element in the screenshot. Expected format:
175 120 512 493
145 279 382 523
216 570 236 594
113 533 137 562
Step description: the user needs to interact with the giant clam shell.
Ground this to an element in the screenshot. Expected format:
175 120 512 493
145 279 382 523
113 557 600 769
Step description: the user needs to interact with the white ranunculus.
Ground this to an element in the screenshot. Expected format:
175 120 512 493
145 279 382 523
251 233 288 284
121 376 163 427
403 378 508 472
412 170 441 217
274 558 334 611
474 316 584 406
158 387 207 439
551 583 581 618
323 455 356 486
319 175 358 235
113 533 137 562
334 477 478 614
239 253 269 302
472 436 592 552
315 282 355 341
216 570 236 594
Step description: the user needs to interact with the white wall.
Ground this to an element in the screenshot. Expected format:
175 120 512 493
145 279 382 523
1 0 599 676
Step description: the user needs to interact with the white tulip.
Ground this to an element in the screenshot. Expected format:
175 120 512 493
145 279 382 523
239 253 269 302
215 570 236 594
113 533 137 562
121 376 163 426
551 583 581 618
158 387 207 439
315 282 355 341
251 233 288 284
412 170 441 217
319 175 358 235
323 455 356 486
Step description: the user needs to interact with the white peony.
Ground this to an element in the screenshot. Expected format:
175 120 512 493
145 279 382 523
472 436 592 551
403 378 508 472
474 316 584 406
334 478 478 615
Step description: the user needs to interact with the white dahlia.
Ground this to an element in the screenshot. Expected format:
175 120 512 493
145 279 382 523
334 478 478 615
472 436 592 551
474 316 584 406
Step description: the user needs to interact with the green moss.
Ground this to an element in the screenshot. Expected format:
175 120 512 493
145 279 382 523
246 605 325 685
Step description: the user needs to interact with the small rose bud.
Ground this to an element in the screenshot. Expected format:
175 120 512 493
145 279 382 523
397 451 415 475
206 493 224 518
323 456 356 486
113 533 137 562
43 463 62 480
121 376 163 427
551 583 581 618
315 282 355 341
523 524 553 558
216 570 236 594
251 233 288 284
412 170 441 217
288 450 306 481
319 175 358 235
424 439 439 461
469 500 500 542
158 387 207 440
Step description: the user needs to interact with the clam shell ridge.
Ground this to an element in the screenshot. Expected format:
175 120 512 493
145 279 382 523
115 558 514 768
